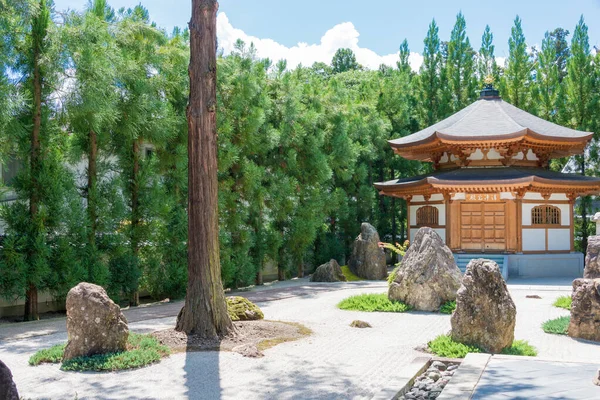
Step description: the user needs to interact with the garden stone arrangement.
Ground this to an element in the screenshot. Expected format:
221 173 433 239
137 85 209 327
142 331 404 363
0 359 19 400
63 282 129 361
568 278 600 341
310 259 347 282
348 223 387 280
404 360 459 400
584 236 600 278
388 227 461 311
451 259 516 353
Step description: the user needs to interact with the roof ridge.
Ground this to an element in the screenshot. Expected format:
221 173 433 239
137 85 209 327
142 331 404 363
496 100 525 131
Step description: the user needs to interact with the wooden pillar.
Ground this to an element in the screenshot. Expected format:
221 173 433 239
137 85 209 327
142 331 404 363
515 190 524 253
443 192 452 248
406 195 412 243
568 193 576 252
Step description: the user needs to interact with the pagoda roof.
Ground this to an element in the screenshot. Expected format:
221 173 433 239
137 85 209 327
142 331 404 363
389 98 593 150
375 167 600 197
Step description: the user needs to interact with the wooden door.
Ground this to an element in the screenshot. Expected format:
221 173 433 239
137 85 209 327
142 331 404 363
460 202 506 251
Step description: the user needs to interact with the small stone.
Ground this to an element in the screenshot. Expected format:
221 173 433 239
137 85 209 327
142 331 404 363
226 296 264 321
350 320 372 328
437 379 449 388
431 361 446 371
428 372 441 382
526 295 541 299
593 368 600 386
447 364 458 371
404 394 416 400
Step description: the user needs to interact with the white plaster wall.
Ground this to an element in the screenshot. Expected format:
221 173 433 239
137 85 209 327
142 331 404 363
526 149 539 160
522 203 570 226
487 148 501 160
409 203 446 226
452 193 466 200
440 153 449 163
523 193 544 200
500 192 515 200
468 149 484 160
410 228 446 243
523 229 546 251
548 229 571 251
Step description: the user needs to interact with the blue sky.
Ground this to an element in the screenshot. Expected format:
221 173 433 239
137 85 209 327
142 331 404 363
53 0 600 70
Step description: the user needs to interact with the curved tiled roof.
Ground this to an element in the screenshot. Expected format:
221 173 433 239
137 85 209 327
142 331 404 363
389 98 593 148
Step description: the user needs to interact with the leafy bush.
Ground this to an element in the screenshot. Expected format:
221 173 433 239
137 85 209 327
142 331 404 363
387 266 399 286
29 333 170 371
501 340 538 356
542 316 570 335
340 265 362 282
428 335 482 358
553 296 572 310
337 293 410 312
428 335 537 358
440 301 456 314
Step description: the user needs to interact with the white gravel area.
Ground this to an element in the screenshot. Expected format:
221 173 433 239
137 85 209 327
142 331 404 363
2 279 600 400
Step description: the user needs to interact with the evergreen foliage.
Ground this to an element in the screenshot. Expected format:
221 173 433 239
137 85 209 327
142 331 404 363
1 5 600 312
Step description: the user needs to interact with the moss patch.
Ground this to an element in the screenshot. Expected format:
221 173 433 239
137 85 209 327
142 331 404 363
340 265 362 281
29 333 170 371
427 334 537 358
553 296 572 310
337 293 410 313
440 301 456 314
227 296 264 321
542 316 570 335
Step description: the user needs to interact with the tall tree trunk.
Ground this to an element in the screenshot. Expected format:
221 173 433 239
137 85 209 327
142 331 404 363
390 166 396 243
25 27 43 322
176 0 233 338
581 155 589 253
130 139 140 307
277 244 285 281
297 258 304 278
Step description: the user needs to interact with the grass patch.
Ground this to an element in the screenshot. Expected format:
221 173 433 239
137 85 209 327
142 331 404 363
337 293 410 313
29 333 170 371
428 335 537 358
440 301 456 314
340 265 362 282
28 343 66 366
542 316 570 335
501 340 538 356
553 296 572 310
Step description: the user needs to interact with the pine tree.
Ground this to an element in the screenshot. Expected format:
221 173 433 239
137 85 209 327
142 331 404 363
331 48 360 74
503 16 532 109
397 39 411 75
418 19 442 126
446 12 477 111
534 31 560 121
565 16 594 252
478 25 499 85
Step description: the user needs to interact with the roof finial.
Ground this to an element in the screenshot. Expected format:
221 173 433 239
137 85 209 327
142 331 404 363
480 75 500 99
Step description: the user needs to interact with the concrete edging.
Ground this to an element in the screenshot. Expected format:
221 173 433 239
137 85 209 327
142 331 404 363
437 353 491 400
371 356 431 400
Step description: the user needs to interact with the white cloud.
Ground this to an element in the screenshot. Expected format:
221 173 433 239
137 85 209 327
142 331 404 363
217 13 423 72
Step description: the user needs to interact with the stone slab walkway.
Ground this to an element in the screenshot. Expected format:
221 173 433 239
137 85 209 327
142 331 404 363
440 353 600 399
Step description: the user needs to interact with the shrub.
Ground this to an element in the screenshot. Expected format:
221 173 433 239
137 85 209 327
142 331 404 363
553 296 572 310
427 334 482 358
337 293 410 312
440 301 456 314
428 335 538 358
542 316 570 335
28 333 170 371
387 266 399 286
340 265 362 282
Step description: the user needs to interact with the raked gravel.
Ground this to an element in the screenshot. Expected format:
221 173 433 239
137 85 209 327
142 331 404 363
2 278 600 399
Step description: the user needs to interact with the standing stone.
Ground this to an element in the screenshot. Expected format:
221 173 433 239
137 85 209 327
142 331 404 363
310 259 347 282
63 282 129 361
388 227 461 311
0 360 19 400
584 236 600 279
451 259 516 353
568 278 600 342
348 223 387 280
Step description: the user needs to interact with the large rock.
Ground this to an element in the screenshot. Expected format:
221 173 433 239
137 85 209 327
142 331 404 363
568 278 600 342
451 259 516 353
226 296 264 321
63 282 128 361
0 360 19 400
388 227 461 311
584 236 600 279
310 259 347 282
348 223 387 280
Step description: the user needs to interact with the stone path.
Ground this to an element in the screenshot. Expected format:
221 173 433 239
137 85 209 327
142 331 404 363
1 277 600 399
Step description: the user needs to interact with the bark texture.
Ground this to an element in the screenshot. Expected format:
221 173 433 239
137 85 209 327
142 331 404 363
175 0 234 338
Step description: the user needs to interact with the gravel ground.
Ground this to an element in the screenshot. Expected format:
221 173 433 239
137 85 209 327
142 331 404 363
2 278 600 400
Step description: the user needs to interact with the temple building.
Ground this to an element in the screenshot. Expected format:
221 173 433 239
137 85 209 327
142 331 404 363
375 85 600 277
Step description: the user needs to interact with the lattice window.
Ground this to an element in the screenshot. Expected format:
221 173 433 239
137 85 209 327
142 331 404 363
531 205 561 225
416 206 439 226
